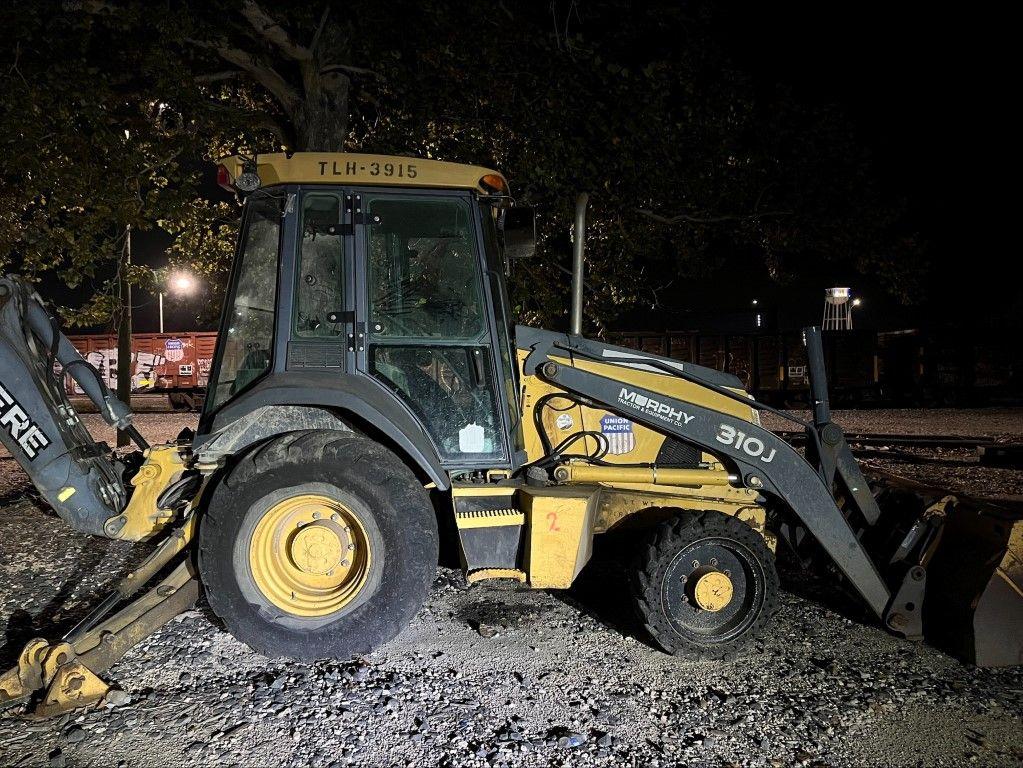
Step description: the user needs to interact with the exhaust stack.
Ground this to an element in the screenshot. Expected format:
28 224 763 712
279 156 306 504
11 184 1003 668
570 192 589 336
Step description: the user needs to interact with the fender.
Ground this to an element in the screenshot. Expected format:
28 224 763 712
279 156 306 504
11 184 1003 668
194 371 449 490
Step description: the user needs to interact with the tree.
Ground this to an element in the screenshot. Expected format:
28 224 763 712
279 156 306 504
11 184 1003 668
355 1 922 330
0 4 210 325
1 0 922 336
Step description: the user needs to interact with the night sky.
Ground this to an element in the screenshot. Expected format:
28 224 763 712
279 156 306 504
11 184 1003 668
711 2 983 332
117 3 997 336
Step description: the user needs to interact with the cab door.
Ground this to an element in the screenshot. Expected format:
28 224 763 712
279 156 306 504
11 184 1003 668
286 189 354 372
353 190 509 466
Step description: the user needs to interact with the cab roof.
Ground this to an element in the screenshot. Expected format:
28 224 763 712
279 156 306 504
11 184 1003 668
219 152 508 193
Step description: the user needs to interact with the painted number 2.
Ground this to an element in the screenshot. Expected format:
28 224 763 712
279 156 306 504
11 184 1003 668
715 423 777 463
547 512 561 532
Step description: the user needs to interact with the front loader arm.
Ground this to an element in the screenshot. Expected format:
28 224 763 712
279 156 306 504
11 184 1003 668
525 341 892 619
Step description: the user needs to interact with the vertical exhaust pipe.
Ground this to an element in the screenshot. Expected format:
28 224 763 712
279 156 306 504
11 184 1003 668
570 192 589 336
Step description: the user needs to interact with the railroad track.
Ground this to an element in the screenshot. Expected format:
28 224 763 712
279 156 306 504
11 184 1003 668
775 431 1023 468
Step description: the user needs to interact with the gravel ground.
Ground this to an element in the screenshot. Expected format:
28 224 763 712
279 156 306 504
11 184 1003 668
1 409 1021 767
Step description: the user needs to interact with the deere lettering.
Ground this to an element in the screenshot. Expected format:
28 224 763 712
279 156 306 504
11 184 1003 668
0 381 51 460
617 387 695 428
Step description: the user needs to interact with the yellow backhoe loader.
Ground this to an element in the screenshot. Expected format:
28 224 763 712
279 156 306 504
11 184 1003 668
1 153 1020 718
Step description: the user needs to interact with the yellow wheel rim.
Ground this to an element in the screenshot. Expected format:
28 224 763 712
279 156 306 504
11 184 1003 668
693 571 734 612
249 494 372 618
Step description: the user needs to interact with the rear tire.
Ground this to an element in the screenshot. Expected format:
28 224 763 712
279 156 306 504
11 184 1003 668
632 510 779 660
199 430 438 660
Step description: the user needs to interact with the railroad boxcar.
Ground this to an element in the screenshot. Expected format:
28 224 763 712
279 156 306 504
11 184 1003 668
611 330 879 406
65 332 217 410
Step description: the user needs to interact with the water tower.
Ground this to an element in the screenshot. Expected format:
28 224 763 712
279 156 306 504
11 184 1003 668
822 287 853 330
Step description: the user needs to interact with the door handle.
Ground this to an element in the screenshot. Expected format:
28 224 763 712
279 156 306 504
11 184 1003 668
470 348 486 388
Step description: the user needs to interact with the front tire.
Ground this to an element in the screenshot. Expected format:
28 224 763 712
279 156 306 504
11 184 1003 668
199 430 438 660
632 510 779 660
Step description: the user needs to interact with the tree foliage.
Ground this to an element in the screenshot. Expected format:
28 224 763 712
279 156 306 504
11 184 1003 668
0 5 209 324
0 0 921 332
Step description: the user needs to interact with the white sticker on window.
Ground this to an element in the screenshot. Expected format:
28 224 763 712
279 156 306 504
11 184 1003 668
458 423 486 453
556 413 574 430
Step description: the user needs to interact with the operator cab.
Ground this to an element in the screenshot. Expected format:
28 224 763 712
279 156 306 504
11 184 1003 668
200 153 531 474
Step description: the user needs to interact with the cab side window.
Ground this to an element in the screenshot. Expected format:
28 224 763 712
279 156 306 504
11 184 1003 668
207 192 283 410
295 193 344 337
366 197 486 341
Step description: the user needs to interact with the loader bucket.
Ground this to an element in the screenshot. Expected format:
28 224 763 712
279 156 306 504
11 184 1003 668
923 500 1023 667
865 468 1023 667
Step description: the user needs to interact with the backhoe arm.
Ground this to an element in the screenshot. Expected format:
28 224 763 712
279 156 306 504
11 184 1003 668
0 275 146 536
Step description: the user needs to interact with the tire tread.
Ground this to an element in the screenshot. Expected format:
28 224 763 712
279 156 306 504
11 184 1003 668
631 510 779 661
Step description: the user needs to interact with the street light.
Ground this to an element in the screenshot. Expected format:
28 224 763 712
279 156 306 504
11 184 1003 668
159 271 196 333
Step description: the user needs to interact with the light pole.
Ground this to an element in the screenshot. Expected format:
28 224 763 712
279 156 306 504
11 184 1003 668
159 272 196 333
116 224 132 447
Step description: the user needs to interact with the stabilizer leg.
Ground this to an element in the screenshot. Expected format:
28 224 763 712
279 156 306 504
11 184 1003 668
0 522 199 717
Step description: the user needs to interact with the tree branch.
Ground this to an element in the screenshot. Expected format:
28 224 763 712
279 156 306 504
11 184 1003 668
320 63 385 81
553 263 595 292
211 47 301 115
65 0 119 14
239 0 311 60
194 70 242 83
308 6 330 55
185 38 298 109
240 0 312 61
636 208 793 225
136 148 183 180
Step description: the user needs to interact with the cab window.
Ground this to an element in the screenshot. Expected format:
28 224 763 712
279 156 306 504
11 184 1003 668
294 193 344 337
364 195 505 462
366 197 486 341
207 192 282 410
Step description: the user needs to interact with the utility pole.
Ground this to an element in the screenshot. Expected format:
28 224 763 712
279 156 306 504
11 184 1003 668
116 224 132 448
